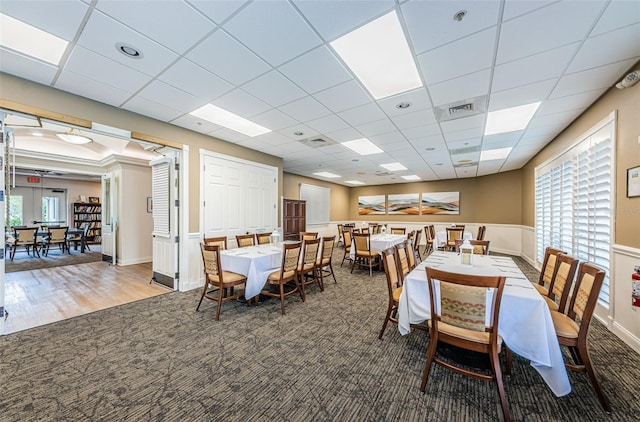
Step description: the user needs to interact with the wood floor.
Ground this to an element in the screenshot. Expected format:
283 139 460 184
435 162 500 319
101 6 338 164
3 261 171 334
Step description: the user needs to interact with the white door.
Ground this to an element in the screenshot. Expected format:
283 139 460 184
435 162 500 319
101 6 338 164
101 173 117 263
8 186 67 227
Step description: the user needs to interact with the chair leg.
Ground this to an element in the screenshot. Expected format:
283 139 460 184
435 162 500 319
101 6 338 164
299 273 307 302
420 337 438 392
196 283 208 311
214 283 224 321
279 283 286 315
378 303 393 339
578 344 611 412
329 262 337 284
490 347 511 422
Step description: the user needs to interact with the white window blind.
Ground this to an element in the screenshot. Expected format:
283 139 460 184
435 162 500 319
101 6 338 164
535 116 614 307
300 183 330 225
151 160 170 237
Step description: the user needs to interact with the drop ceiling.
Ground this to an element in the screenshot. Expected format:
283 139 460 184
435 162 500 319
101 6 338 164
1 0 638 186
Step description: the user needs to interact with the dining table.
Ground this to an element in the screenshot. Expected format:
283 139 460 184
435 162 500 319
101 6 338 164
397 251 571 397
220 243 283 299
349 233 407 259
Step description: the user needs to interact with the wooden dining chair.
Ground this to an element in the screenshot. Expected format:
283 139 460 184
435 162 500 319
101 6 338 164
316 236 337 285
533 247 566 296
379 247 403 339
351 232 381 277
550 262 611 412
394 241 411 280
477 225 487 240
542 253 579 313
298 237 322 300
43 226 70 256
444 227 464 251
337 224 344 246
341 229 353 267
421 268 510 422
197 244 247 320
236 234 256 247
406 239 418 270
454 239 491 255
299 231 318 241
256 232 272 245
10 227 39 260
203 236 228 250
413 229 423 261
390 227 406 235
424 225 436 256
260 241 304 315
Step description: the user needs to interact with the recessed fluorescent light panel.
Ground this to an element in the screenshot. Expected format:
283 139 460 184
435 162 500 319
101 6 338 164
0 13 68 65
313 172 340 178
341 138 383 155
402 175 421 181
345 180 365 185
330 11 423 99
190 104 271 137
381 162 407 171
480 147 512 161
484 102 541 136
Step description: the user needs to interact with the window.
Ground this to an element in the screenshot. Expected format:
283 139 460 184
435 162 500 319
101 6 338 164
535 113 614 307
42 196 60 222
8 195 23 227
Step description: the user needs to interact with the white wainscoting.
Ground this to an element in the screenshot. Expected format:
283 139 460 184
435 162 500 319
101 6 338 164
181 233 205 292
609 245 640 354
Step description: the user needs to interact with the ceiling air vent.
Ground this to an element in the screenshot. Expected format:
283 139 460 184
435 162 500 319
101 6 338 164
434 95 488 123
375 171 394 176
298 135 336 148
449 103 474 115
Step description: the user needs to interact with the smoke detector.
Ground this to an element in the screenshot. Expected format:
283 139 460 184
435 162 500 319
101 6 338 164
616 70 639 89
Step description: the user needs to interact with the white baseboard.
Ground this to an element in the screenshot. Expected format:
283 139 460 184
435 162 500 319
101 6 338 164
611 320 640 354
118 256 152 266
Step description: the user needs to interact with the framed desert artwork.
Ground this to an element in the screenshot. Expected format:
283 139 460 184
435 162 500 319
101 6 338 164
358 195 386 215
421 192 460 215
387 194 420 215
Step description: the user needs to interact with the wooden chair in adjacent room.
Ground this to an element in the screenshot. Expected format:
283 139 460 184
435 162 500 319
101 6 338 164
236 234 256 248
550 262 611 412
533 247 566 296
196 244 247 321
341 229 353 267
542 253 579 313
10 227 39 260
256 232 272 245
454 239 491 255
316 235 337 286
420 268 510 422
203 236 228 250
43 226 70 256
351 232 381 277
260 242 304 315
444 227 464 251
390 227 406 235
298 237 322 300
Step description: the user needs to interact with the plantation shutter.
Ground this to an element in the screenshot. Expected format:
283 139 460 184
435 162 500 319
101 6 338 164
151 159 170 238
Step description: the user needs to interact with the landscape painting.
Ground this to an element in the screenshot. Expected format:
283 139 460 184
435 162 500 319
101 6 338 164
421 192 460 215
358 195 386 215
387 194 420 215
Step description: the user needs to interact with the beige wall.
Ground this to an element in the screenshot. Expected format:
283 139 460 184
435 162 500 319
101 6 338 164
346 170 522 224
283 172 350 221
521 62 640 249
0 73 283 233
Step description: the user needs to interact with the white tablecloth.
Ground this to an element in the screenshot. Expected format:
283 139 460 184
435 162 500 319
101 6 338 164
435 230 473 248
398 251 571 397
220 244 282 299
349 233 406 259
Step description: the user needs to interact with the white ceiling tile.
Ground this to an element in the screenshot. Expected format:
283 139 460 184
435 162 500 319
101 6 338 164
65 46 150 93
0 48 57 85
482 131 523 146
278 124 319 141
369 131 405 145
440 114 485 133
492 44 578 92
55 70 132 107
502 0 556 21
567 24 640 73
402 123 442 140
223 1 322 67
305 114 350 134
377 88 432 117
446 138 481 150
159 59 233 102
0 0 89 40
212 89 271 118
250 109 299 131
338 103 387 126
292 0 395 41
528 109 584 131
188 0 251 25
187 29 271 86
313 80 373 113
278 46 352 94
477 161 503 176
324 127 364 143
592 0 640 36
402 0 501 54
442 128 483 144
355 119 397 137
496 1 604 64
455 166 478 178
209 127 250 143
538 89 606 116
551 59 638 98
390 108 437 130
428 69 491 106
138 80 206 112
419 27 496 85
252 132 294 147
489 79 557 111
122 96 184 122
76 10 179 76
279 96 332 122
241 71 307 107
170 114 222 134
96 0 214 54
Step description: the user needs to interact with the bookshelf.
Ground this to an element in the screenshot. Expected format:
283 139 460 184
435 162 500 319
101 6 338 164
73 202 102 243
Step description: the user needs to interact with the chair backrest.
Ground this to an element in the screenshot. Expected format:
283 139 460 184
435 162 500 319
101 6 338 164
14 227 37 244
382 247 401 293
200 243 222 280
566 262 606 336
203 236 228 250
300 231 318 241
414 229 422 248
538 247 566 286
256 232 272 245
278 241 302 278
390 227 406 235
47 227 69 242
395 241 410 279
236 234 255 247
82 222 92 237
361 227 370 234
353 233 371 253
320 236 335 262
406 239 417 270
454 224 465 231
548 253 579 312
406 230 415 241
454 239 491 255
446 227 464 242
301 238 320 267
426 267 506 334
343 230 353 251
424 225 435 242
477 225 486 240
